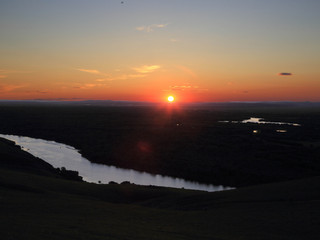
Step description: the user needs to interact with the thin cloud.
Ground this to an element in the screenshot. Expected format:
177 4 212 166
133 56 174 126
0 84 25 92
165 85 208 93
31 97 85 101
0 70 8 77
78 65 157 82
95 78 114 82
96 78 108 82
77 68 113 82
176 65 198 79
98 74 147 81
74 83 110 90
132 65 161 74
83 84 98 88
36 90 49 94
136 26 146 31
0 69 11 74
170 85 192 91
170 38 180 42
136 23 168 32
278 72 293 76
77 69 102 75
0 69 32 74
128 74 147 78
25 90 50 94
0 69 30 78
113 74 147 80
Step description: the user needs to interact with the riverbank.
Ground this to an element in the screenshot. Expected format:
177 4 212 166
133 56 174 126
0 134 231 191
1 137 320 239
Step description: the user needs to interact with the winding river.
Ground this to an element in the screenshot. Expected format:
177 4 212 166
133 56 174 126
0 134 232 192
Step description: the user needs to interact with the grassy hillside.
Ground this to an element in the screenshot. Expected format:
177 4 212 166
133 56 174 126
1 137 320 239
0 138 82 181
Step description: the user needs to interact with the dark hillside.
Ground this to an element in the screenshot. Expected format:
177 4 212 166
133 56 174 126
0 136 320 239
0 138 82 181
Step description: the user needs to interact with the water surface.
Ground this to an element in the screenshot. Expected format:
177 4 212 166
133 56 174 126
0 134 231 192
220 117 301 126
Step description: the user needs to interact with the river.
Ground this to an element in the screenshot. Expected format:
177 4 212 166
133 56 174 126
0 134 232 192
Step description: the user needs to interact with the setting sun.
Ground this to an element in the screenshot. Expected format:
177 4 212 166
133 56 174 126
1 1 320 102
167 96 175 102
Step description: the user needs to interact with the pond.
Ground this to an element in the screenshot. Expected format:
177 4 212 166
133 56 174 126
0 134 232 192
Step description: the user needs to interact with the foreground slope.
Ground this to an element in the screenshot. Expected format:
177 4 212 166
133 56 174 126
1 137 320 239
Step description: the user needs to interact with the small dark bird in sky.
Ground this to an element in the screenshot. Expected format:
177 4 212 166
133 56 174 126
121 1 124 3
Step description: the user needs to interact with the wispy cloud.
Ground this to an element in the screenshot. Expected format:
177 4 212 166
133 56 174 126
278 72 293 76
25 90 50 94
30 97 85 101
0 69 32 74
163 85 208 93
77 65 159 82
136 23 169 32
170 85 192 91
170 38 180 43
95 74 147 82
74 83 110 90
0 69 22 79
0 69 10 74
132 65 161 74
127 74 147 79
176 65 198 79
77 68 102 75
95 78 112 82
0 84 25 92
36 90 49 94
77 68 115 82
113 74 148 81
121 74 147 79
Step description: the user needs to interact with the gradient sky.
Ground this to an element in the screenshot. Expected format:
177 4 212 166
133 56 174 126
1 0 320 102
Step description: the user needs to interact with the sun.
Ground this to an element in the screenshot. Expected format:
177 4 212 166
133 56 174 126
167 96 175 102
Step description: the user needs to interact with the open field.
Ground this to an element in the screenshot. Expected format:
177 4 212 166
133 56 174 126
1 137 320 240
1 102 320 187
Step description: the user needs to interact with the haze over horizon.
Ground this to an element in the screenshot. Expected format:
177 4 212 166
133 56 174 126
1 0 320 102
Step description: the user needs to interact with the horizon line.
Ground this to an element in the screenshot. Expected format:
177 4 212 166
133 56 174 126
0 99 319 104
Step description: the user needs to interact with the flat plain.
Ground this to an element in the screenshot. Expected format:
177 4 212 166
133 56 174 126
1 101 320 187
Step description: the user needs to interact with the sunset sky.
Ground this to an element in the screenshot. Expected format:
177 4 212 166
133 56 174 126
1 0 320 102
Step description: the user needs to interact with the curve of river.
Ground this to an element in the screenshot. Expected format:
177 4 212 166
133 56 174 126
0 134 232 192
